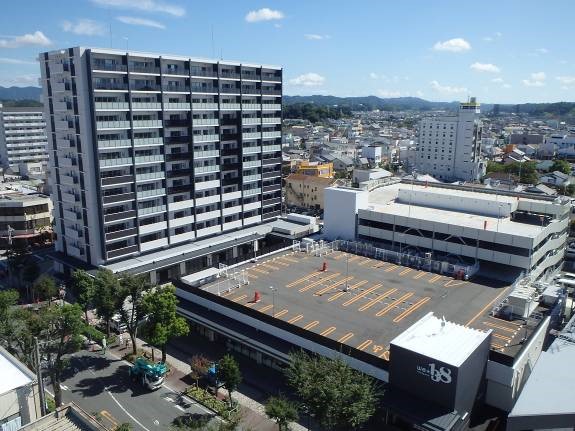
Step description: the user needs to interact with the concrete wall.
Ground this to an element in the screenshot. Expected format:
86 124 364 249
323 187 368 241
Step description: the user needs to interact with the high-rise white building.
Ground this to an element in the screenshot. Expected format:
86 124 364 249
39 47 283 278
0 104 49 175
415 98 484 182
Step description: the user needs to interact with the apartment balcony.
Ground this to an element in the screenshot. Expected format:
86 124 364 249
191 86 218 94
95 102 129 110
54 120 71 130
263 197 282 206
221 164 240 173
262 170 281 179
168 199 194 212
196 225 222 238
220 103 241 110
65 226 83 241
243 215 262 226
223 220 243 231
261 89 282 96
219 71 241 79
243 146 261 154
195 194 220 206
165 118 190 127
93 82 128 91
262 75 281 82
220 87 240 94
101 175 134 186
98 138 132 149
134 137 163 147
53 101 73 112
194 134 219 143
163 85 190 93
243 160 261 169
241 72 260 81
262 157 281 165
192 118 219 127
222 205 242 216
165 102 190 110
59 157 77 168
50 62 69 75
137 188 166 200
100 157 132 168
164 135 191 144
262 144 281 152
191 70 218 78
261 117 281 125
243 118 261 125
167 168 193 178
138 204 167 216
262 210 281 219
135 171 165 182
243 188 261 197
244 201 262 211
262 131 281 139
262 104 282 111
170 215 195 228
105 227 138 241
131 83 161 92
60 174 79 186
192 103 218 110
130 66 160 74
194 165 220 174
107 244 139 259
133 120 163 128
222 191 242 201
242 132 261 140
242 104 261 111
67 244 84 259
220 133 238 142
221 147 239 156
92 63 126 73
194 149 220 159
241 87 260 96
263 184 280 192
132 102 162 110
139 221 168 236
195 179 220 191
52 82 70 93
243 174 261 183
104 210 137 223
168 184 193 194
196 209 221 222
96 120 131 129
134 154 164 165
162 68 188 76
103 192 136 205
166 152 192 162
61 192 80 204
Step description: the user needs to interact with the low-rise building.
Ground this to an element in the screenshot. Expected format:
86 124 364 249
539 170 571 187
285 173 340 210
0 191 52 247
295 161 334 178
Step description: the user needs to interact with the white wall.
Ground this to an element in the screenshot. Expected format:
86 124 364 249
323 187 368 241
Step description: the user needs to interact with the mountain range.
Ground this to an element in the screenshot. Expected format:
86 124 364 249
0 86 42 101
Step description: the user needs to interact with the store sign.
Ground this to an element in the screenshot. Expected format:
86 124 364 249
416 362 452 384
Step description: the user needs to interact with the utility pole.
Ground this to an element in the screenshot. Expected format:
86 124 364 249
34 337 47 416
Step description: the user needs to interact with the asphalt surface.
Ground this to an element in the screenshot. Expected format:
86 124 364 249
53 350 217 431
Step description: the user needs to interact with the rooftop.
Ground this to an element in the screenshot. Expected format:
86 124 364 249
0 346 34 395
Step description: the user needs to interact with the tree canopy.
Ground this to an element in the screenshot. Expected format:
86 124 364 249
265 395 299 431
217 354 242 407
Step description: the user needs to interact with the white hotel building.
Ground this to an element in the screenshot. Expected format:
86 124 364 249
39 47 283 279
415 98 485 182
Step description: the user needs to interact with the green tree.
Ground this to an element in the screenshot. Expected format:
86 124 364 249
217 354 242 408
190 354 211 387
286 351 378 431
21 260 40 300
0 290 20 353
118 274 151 355
550 159 572 175
141 284 189 362
71 269 94 322
566 184 575 196
93 269 120 337
265 395 299 431
115 424 133 431
33 275 58 304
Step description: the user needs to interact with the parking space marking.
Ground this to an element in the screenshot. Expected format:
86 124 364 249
357 339 373 351
491 342 505 350
320 326 337 337
303 320 320 330
358 288 397 311
342 284 382 306
328 280 368 302
274 309 288 318
399 268 412 276
428 274 442 283
299 273 341 292
100 410 119 429
465 283 514 327
251 267 270 275
231 294 248 303
281 256 299 264
379 350 390 360
372 262 387 268
260 262 280 271
221 289 237 297
246 272 259 279
413 271 428 279
338 332 354 343
333 252 348 260
357 258 373 266
393 297 431 323
348 255 363 263
286 271 320 288
482 321 518 333
258 304 273 313
375 292 414 317
493 333 512 342
384 264 398 272
245 301 258 308
444 279 467 288
490 316 522 327
314 276 354 296
287 314 304 324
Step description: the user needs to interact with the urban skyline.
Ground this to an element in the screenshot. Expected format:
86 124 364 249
0 0 574 104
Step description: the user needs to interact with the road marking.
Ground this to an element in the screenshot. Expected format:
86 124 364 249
465 284 515 327
413 271 427 279
260 262 280 271
274 309 288 318
100 410 118 428
393 297 431 323
384 264 398 272
373 261 388 268
274 260 290 267
245 301 258 308
357 339 373 351
303 320 319 330
493 333 512 342
328 280 368 302
482 321 518 333
175 405 186 412
251 267 270 275
105 387 152 431
231 294 247 303
491 342 505 349
299 273 340 292
221 289 237 297
379 350 390 360
399 268 412 276
342 284 382 307
280 256 298 263
358 288 397 311
428 274 442 283
258 304 273 313
489 316 522 327
246 272 258 279
348 255 362 262
320 326 337 337
375 292 414 317
333 252 348 260
338 332 354 343
314 276 354 296
444 279 467 288
59 384 68 391
357 258 372 266
286 271 320 288
287 314 304 324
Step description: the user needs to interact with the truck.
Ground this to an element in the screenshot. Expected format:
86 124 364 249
129 357 168 390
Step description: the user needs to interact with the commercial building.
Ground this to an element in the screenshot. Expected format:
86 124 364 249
0 191 53 247
39 47 283 277
323 181 569 281
294 161 333 178
415 98 485 182
284 173 340 210
0 104 49 175
0 346 41 430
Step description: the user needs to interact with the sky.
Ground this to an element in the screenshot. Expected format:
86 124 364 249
0 0 574 104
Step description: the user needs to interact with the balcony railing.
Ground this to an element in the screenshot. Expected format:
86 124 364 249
261 89 282 95
220 87 240 94
166 152 193 161
219 71 241 79
261 117 281 125
242 160 261 168
243 188 261 196
134 154 164 164
138 205 166 216
130 66 160 74
163 85 190 92
194 150 220 159
194 134 219 142
262 131 281 138
243 174 261 183
132 102 162 110
135 171 165 182
192 103 219 110
262 157 281 165
98 138 132 149
220 103 241 110
191 70 217 78
132 120 162 128
131 83 161 91
100 157 132 167
243 132 260 140
134 137 163 146
192 118 219 127
164 119 190 127
165 102 190 110
242 104 261 110
162 68 188 75
262 144 281 152
243 146 261 154
191 86 218 93
261 75 281 82
194 164 220 174
93 63 127 72
95 102 129 110
262 104 282 110
94 82 128 91
243 118 261 125
137 188 166 199
241 73 260 80
96 120 130 129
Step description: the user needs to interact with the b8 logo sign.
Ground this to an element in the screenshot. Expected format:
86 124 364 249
429 363 452 384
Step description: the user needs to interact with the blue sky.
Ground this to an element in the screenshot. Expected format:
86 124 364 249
1 0 574 103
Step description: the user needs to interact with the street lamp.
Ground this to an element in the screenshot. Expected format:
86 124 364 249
269 286 277 317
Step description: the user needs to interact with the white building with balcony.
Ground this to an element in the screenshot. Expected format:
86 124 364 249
40 47 283 281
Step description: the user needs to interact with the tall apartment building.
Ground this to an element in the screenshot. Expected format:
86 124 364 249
39 47 282 271
0 104 49 174
415 98 485 182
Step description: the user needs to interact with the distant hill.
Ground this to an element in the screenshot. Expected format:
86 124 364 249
0 86 42 101
284 95 461 112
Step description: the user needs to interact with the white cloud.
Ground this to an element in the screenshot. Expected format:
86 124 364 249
470 62 500 73
433 38 471 52
522 72 546 87
483 36 493 42
535 48 549 54
430 80 468 94
415 90 425 98
0 31 52 48
91 0 185 17
483 32 502 42
377 89 403 98
116 16 165 29
0 57 36 65
245 8 284 23
556 76 575 85
274 23 282 29
288 72 325 87
62 19 106 36
304 34 330 40
491 77 504 83
369 72 380 80
502 83 511 89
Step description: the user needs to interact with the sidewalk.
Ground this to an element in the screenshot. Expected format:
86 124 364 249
108 336 308 431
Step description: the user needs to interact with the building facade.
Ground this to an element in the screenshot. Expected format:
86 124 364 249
39 47 282 267
0 104 49 175
285 173 338 210
0 191 52 247
416 98 484 182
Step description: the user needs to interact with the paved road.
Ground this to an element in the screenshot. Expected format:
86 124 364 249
53 350 217 431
